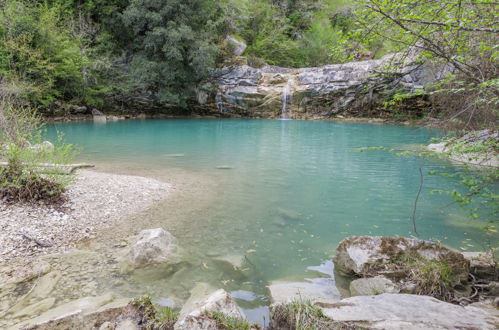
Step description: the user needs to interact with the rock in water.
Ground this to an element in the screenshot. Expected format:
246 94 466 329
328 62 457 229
175 289 246 330
123 228 179 270
320 293 498 329
333 236 469 284
349 276 400 296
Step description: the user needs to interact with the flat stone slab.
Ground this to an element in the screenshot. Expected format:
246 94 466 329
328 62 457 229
321 293 498 329
268 278 341 305
349 276 400 296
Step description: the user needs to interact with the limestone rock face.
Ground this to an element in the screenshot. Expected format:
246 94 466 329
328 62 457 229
321 293 498 329
175 289 246 330
349 276 400 296
211 53 448 119
124 228 179 270
333 236 469 285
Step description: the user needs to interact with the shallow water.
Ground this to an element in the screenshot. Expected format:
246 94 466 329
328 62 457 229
39 119 495 324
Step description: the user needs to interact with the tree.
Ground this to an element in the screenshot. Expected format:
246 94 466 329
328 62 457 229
120 0 221 107
353 0 498 128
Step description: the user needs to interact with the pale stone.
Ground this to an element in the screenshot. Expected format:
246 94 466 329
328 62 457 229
268 278 341 305
349 276 400 296
175 289 246 330
321 293 498 329
225 36 247 56
123 228 179 270
11 298 56 319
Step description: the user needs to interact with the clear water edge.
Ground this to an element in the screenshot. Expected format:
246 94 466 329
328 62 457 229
11 118 495 326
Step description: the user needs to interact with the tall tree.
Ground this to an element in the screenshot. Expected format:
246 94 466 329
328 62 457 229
121 0 220 106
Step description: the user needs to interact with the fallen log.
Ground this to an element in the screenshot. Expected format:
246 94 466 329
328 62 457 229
0 162 94 174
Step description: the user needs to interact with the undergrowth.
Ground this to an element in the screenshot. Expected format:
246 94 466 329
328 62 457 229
269 300 361 330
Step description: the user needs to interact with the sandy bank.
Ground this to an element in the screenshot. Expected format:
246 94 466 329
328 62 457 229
0 170 170 265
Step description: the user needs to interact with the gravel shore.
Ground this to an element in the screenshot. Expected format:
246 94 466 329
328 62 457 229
0 170 170 265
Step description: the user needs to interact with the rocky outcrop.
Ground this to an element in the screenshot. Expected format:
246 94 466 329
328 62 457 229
122 228 180 271
210 53 448 119
462 251 497 280
175 288 247 330
333 236 470 301
333 236 468 281
320 293 498 329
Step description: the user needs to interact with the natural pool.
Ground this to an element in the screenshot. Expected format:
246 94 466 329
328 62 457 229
43 119 495 325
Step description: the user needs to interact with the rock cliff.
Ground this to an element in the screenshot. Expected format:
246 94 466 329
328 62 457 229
208 53 450 119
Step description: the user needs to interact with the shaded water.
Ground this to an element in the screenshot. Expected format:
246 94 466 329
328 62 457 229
37 119 495 324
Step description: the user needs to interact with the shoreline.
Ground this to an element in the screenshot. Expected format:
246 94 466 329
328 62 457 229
0 169 170 266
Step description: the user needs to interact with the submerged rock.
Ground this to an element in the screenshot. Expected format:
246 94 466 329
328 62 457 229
320 293 498 329
175 288 247 330
122 228 180 270
13 293 131 329
349 276 399 296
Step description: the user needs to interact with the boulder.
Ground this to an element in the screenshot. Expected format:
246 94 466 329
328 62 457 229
92 108 104 116
71 105 87 114
175 288 246 330
333 236 469 285
123 228 179 270
320 293 498 329
349 276 400 296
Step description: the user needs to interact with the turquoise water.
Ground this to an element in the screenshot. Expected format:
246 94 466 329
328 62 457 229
44 119 494 320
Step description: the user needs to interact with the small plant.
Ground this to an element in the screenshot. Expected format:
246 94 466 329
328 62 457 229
131 296 178 329
269 300 359 330
207 311 257 330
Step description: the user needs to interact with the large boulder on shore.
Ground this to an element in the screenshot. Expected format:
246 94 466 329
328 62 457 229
123 228 180 270
333 236 469 283
320 293 498 329
175 288 247 330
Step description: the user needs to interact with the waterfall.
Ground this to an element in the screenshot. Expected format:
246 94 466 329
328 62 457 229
281 80 293 120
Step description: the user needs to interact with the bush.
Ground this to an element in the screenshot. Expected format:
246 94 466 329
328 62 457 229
0 95 77 204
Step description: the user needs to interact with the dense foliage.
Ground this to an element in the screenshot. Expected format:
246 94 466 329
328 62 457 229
0 0 497 126
0 0 362 111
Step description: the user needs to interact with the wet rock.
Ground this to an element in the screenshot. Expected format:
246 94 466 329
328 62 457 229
0 260 51 287
462 251 497 280
275 208 302 221
320 293 498 329
349 276 400 296
268 279 341 305
175 288 246 330
123 228 180 270
71 106 87 114
11 298 56 319
13 293 123 329
333 236 469 285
